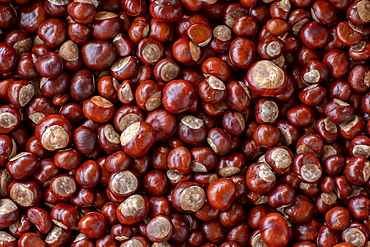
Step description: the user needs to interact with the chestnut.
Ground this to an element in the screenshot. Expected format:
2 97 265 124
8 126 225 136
171 181 206 213
207 178 236 211
260 212 290 247
35 114 72 152
120 121 156 157
116 194 149 225
247 60 288 97
0 198 19 228
78 212 107 239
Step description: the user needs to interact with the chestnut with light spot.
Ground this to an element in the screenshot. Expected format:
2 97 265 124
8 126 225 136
120 121 156 157
146 215 174 243
35 114 72 152
116 194 149 225
247 60 288 97
246 162 276 194
0 198 19 228
171 181 206 213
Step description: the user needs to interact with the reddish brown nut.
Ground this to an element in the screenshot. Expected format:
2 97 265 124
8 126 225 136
149 17 173 44
189 146 217 173
296 133 325 157
348 195 370 220
75 160 101 189
348 40 370 61
260 212 290 247
268 184 295 209
110 223 132 241
54 149 82 171
325 206 350 231
51 202 80 230
252 124 281 148
108 170 139 198
78 212 107 239
35 52 63 79
113 106 145 133
18 232 46 247
336 21 363 46
229 37 256 69
0 231 17 247
300 21 330 49
194 201 219 222
116 194 149 225
120 121 156 157
0 198 19 228
167 146 192 175
70 233 94 247
221 111 245 137
246 162 276 194
198 76 226 104
135 80 162 112
69 69 95 101
266 19 289 35
286 105 316 127
322 49 350 78
258 36 284 60
146 215 174 243
104 151 131 173
91 11 121 40
81 40 116 71
186 23 212 47
162 79 196 114
142 170 168 196
176 115 206 145
116 80 135 105
172 36 201 66
26 207 52 234
153 58 180 83
49 174 77 200
225 81 251 111
7 80 35 109
201 219 227 244
209 25 232 54
247 60 288 97
171 181 206 213
136 38 164 66
38 18 66 49
348 125 369 149
324 99 355 125
201 57 230 82
17 52 38 80
35 114 72 152
315 118 338 144
207 178 236 211
9 180 41 208
285 194 315 224
232 14 258 37
0 43 18 74
6 152 39 180
67 0 97 24
96 124 121 153
145 109 177 142
265 146 293 174
294 152 322 183
207 127 232 155
150 0 183 22
67 22 91 44
0 135 16 167
345 155 370 185
83 96 115 123
70 187 97 208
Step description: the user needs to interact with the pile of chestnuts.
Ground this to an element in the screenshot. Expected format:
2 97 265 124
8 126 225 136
0 0 370 246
